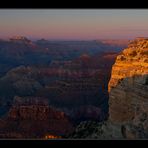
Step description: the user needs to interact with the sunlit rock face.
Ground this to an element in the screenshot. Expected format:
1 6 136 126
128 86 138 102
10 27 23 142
108 37 148 139
108 37 148 91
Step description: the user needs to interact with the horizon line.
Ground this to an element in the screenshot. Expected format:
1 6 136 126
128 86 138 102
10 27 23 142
0 36 134 41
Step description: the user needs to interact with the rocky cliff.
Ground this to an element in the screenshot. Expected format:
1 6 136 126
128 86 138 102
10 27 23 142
108 37 148 139
68 38 148 139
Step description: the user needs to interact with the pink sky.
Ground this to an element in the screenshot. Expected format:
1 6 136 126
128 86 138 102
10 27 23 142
0 9 148 40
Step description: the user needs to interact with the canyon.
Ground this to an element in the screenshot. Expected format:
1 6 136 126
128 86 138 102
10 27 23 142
0 36 122 138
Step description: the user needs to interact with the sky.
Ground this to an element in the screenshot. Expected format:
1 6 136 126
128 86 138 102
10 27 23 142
0 9 148 40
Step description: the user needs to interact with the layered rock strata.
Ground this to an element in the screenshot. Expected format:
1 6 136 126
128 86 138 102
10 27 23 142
0 96 74 139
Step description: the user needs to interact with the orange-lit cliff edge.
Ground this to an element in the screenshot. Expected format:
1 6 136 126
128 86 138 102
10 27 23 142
107 37 148 139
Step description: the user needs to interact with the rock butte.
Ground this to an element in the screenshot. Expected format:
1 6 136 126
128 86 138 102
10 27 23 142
0 96 74 138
